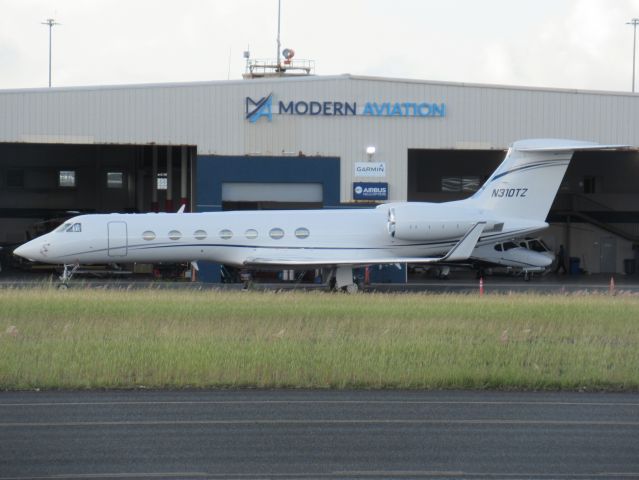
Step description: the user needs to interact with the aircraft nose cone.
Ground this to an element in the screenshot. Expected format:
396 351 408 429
13 241 43 261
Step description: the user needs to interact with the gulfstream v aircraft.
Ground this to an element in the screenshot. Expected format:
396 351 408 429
13 139 626 291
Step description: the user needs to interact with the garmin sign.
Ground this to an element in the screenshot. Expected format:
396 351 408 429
354 162 386 178
246 93 446 123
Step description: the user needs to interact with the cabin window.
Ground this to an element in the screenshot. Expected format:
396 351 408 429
142 231 156 241
59 170 76 188
494 244 503 252
245 229 258 240
269 228 284 240
194 229 207 240
528 240 546 252
219 229 233 240
294 227 310 239
503 241 518 251
107 171 124 189
168 230 182 240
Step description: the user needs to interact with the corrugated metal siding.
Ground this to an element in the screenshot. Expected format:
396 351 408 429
1 75 638 202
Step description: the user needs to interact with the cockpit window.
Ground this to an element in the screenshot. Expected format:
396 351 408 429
56 223 72 232
66 223 82 232
528 240 545 252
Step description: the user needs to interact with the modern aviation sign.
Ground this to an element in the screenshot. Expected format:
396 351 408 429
246 93 446 123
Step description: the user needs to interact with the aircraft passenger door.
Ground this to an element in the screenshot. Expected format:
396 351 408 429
107 221 128 257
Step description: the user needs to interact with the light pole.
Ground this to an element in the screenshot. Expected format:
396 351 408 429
627 18 639 93
276 0 281 70
41 18 60 88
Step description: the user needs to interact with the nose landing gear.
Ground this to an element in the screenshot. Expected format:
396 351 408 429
58 263 80 289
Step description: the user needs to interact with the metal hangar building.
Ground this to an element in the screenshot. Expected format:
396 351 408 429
1 74 638 281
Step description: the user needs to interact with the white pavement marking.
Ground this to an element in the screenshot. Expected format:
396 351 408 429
1 419 638 427
1 400 638 407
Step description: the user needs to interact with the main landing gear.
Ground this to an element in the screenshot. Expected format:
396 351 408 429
327 266 360 293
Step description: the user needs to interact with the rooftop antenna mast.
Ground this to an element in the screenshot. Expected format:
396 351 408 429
276 0 281 70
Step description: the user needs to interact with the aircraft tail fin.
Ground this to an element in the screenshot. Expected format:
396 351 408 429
469 139 628 222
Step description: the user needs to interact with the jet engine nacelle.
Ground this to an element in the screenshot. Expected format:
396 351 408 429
386 205 502 241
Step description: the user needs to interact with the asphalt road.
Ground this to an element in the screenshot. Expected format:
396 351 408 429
1 390 638 479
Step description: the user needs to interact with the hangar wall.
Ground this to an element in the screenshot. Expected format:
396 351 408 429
1 75 638 276
1 75 639 202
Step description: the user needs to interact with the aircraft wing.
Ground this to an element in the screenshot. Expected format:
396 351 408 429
243 256 452 268
243 222 486 268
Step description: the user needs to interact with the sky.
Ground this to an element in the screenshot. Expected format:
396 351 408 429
1 0 639 92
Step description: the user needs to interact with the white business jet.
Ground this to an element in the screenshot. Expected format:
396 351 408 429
13 139 626 291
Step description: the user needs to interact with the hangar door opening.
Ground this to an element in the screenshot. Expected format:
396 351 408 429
407 148 505 203
0 142 195 275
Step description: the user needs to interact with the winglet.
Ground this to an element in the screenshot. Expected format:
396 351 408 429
440 222 486 262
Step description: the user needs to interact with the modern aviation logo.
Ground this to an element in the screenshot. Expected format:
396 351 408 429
245 93 446 123
246 94 274 123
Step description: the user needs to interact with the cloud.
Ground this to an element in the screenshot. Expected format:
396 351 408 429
466 0 639 91
1 0 638 91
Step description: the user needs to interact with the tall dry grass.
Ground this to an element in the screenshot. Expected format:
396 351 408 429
0 288 637 390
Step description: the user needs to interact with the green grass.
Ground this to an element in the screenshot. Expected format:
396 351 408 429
0 289 638 390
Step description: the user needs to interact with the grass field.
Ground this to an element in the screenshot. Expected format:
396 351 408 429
0 288 638 390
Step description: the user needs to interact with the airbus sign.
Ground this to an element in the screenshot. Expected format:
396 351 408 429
353 182 389 201
246 93 446 123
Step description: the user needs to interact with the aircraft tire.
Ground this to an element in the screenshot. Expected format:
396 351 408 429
344 283 359 294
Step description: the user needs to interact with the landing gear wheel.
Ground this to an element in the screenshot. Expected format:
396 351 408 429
57 283 69 290
344 283 359 294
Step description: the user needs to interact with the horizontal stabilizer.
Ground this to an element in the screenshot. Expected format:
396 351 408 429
513 139 630 152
